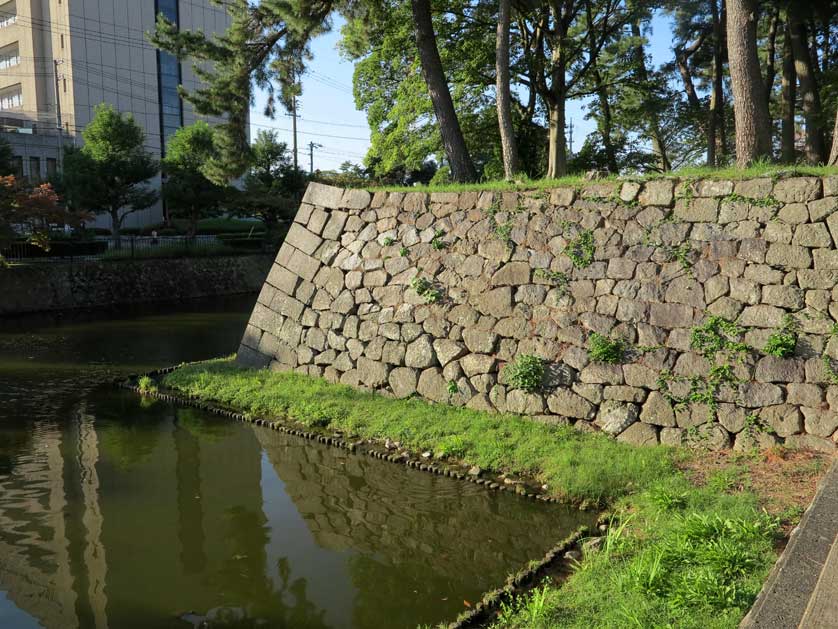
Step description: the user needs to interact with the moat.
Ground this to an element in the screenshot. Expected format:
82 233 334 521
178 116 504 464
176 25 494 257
0 297 589 629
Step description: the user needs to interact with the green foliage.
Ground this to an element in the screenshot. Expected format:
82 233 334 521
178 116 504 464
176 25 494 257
504 354 545 393
137 376 158 394
587 333 627 364
61 104 158 241
233 130 307 241
431 229 447 250
399 246 409 257
763 315 799 358
565 230 595 268
446 380 459 395
163 122 229 237
382 236 395 246
410 276 441 303
690 317 750 361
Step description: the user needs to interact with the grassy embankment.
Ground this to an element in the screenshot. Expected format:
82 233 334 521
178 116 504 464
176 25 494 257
159 358 828 629
370 164 838 193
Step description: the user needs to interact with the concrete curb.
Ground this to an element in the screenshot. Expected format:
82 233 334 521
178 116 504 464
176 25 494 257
740 457 838 629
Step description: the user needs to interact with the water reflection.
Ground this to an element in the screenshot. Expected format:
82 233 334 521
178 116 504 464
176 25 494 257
0 300 592 628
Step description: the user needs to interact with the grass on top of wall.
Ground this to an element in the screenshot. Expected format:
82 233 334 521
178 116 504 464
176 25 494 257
368 163 838 194
156 357 825 629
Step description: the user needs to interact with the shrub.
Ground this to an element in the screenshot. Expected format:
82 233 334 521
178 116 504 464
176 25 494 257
504 354 545 393
587 333 626 364
137 375 158 393
565 229 595 268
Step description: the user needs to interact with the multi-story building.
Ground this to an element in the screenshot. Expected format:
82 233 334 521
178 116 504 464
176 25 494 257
0 0 233 228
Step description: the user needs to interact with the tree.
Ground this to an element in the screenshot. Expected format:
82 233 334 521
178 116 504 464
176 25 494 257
496 0 518 179
788 2 827 164
726 0 772 166
162 121 229 238
0 176 80 265
62 104 158 246
235 130 307 239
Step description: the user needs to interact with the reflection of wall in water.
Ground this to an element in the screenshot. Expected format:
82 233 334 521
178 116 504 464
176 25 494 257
253 428 579 578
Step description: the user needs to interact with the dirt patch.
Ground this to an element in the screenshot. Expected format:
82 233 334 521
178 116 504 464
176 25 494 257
678 447 834 534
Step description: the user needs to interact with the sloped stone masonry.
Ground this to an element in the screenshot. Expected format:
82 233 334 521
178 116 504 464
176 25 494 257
238 177 838 452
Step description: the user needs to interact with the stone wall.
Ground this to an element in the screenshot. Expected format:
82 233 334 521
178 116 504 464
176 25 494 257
238 177 838 452
0 254 272 315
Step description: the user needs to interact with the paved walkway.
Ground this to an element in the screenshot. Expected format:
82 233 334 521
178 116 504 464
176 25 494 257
741 458 838 629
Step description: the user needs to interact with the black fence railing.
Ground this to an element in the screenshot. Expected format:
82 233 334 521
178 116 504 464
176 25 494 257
2 234 269 264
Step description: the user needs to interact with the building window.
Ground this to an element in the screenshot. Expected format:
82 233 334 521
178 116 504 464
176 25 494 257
0 84 22 110
155 0 182 154
11 155 21 178
0 2 16 29
46 157 57 178
63 78 66 93
60 34 64 49
28 156 40 182
0 43 19 69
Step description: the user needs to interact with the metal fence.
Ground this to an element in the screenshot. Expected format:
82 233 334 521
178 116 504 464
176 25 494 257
2 234 267 264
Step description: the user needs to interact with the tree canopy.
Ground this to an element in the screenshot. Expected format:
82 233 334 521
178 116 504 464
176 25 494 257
153 0 838 182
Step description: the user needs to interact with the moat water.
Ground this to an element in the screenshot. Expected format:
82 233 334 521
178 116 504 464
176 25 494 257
0 296 590 629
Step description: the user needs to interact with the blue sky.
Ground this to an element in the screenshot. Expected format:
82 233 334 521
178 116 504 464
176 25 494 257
250 12 676 173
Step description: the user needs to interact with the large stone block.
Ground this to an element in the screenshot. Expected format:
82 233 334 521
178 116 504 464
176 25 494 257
302 182 345 208
773 177 821 203
285 223 323 256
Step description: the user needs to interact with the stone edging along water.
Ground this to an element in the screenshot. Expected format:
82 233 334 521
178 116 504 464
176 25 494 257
116 366 604 629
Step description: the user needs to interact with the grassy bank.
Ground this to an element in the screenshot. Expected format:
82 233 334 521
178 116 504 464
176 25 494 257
370 164 838 193
158 358 827 628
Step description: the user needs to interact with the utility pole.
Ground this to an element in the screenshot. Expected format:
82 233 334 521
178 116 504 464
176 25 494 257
291 95 298 170
567 118 574 157
53 59 64 171
308 142 322 174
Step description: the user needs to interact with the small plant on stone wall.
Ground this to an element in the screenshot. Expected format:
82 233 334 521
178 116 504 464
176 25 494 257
447 380 459 395
722 192 780 209
383 236 395 246
399 246 409 257
504 354 545 393
690 316 750 363
431 229 447 250
565 229 595 268
763 315 799 358
534 268 570 296
744 412 775 437
410 276 442 304
587 333 627 364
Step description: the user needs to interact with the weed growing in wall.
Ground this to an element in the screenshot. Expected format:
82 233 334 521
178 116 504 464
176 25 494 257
410 276 442 304
504 354 545 393
399 246 409 257
382 236 395 247
587 333 627 364
431 229 447 250
447 380 459 395
763 315 799 358
565 230 595 268
690 316 750 362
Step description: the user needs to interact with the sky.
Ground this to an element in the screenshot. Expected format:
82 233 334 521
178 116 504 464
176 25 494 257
250 12 677 174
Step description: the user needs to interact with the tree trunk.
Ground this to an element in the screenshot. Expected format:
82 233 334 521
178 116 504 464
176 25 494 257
829 107 838 165
726 0 772 166
410 0 478 183
764 8 779 106
630 20 670 171
110 208 122 249
789 6 826 164
496 0 518 180
780 21 797 163
708 0 724 166
546 96 567 179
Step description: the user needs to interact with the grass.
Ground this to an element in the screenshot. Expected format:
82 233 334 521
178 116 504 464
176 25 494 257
155 357 829 629
367 164 838 193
